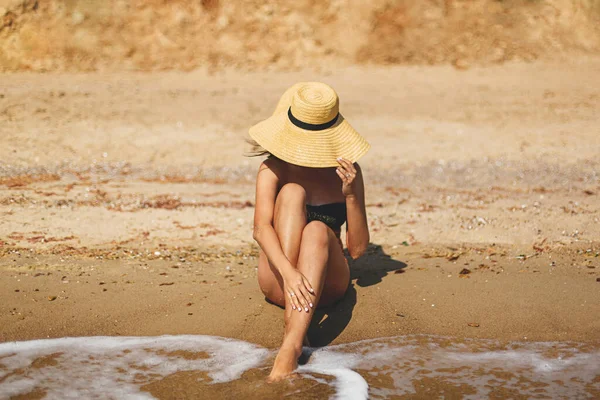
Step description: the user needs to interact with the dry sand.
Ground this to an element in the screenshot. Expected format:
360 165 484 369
1 60 599 348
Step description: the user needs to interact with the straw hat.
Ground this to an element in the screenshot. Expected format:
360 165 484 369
249 82 370 168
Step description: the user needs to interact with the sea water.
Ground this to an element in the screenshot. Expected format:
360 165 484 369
0 335 598 399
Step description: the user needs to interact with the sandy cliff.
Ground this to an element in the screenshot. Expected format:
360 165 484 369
1 0 599 72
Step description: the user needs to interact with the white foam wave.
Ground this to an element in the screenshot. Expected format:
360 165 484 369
317 337 600 399
298 351 368 400
0 335 268 399
0 335 598 400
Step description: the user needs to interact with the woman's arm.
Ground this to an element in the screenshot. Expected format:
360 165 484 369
252 160 295 276
336 159 370 259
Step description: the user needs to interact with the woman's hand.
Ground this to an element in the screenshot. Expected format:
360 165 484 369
282 268 315 312
336 157 358 197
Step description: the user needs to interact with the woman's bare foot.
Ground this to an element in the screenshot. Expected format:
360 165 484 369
267 343 302 382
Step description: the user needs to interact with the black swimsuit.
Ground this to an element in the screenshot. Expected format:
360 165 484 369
306 202 347 232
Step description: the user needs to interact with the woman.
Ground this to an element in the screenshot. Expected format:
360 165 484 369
249 82 371 381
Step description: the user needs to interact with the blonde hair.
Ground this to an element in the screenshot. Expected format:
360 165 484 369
244 138 272 158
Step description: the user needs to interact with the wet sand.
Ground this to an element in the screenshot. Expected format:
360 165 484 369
1 60 600 348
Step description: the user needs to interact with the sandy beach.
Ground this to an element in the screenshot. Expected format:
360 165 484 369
1 60 599 351
2 1 600 397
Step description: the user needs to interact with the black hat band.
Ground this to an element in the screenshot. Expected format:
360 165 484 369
288 107 339 131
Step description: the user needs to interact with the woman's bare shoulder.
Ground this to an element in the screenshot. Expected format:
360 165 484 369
258 157 285 179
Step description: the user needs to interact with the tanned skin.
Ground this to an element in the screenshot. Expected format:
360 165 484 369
252 157 369 381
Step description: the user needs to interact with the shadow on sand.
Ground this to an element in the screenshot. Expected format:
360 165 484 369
305 243 406 348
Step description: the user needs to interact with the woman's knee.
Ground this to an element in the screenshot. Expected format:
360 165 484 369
277 183 306 204
302 221 330 248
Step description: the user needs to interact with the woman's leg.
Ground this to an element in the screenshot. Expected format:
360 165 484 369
257 183 307 338
257 183 350 306
256 183 350 380
268 220 349 381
